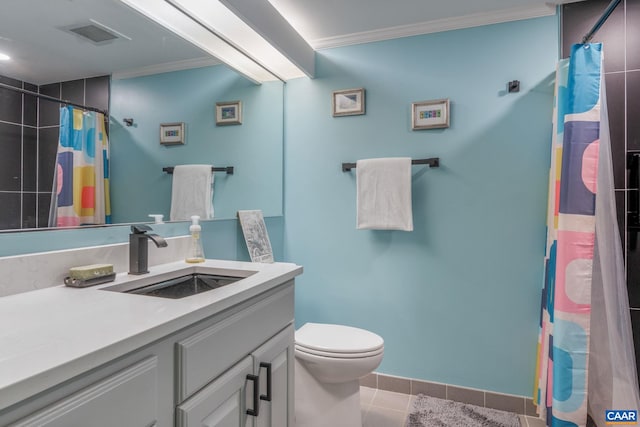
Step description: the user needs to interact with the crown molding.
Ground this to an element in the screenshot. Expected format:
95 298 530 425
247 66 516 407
310 4 557 50
112 57 222 80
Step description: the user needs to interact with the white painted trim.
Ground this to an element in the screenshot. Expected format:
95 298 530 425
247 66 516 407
221 0 315 78
310 4 557 50
112 57 222 80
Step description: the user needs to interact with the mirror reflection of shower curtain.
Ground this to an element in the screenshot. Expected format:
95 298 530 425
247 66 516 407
535 43 640 427
48 106 111 227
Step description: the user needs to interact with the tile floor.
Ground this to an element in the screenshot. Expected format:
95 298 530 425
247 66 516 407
360 386 546 427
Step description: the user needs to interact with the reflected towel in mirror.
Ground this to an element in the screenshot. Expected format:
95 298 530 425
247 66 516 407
170 165 214 221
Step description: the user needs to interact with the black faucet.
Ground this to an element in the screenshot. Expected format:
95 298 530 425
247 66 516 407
129 224 168 275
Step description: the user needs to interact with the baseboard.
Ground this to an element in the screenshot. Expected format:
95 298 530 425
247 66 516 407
360 372 537 416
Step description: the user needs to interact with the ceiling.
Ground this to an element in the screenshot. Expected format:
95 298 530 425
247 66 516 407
0 0 585 86
0 0 216 85
267 0 578 49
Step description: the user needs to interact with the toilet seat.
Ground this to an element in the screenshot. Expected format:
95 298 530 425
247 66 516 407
295 344 383 359
295 323 384 358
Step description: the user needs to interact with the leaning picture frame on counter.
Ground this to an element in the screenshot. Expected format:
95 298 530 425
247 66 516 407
237 210 274 263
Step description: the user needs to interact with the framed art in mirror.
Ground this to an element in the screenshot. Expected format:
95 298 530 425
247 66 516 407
160 123 186 145
332 88 365 117
216 101 242 126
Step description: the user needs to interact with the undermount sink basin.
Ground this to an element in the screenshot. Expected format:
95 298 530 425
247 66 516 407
102 271 255 299
125 274 243 299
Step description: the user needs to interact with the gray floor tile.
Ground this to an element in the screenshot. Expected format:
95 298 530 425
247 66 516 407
361 386 376 406
371 389 410 411
408 395 417 408
526 415 546 427
364 406 407 427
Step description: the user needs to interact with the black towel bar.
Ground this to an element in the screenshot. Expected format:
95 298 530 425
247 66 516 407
341 157 439 172
163 166 234 175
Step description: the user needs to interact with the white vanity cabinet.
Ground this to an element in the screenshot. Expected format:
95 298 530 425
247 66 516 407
175 284 295 427
0 275 298 427
176 325 294 427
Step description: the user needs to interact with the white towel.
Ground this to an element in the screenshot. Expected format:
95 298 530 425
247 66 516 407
356 157 413 231
170 165 214 221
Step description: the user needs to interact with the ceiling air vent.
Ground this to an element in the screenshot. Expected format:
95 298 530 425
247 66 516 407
64 20 131 45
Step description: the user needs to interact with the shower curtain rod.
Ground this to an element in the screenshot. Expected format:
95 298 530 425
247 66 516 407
581 0 622 44
0 82 109 116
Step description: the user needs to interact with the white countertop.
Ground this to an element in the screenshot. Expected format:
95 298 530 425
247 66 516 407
0 259 302 411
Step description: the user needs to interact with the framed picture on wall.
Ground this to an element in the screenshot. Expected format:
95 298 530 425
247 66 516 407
216 101 242 126
159 122 185 145
412 99 450 130
332 88 365 117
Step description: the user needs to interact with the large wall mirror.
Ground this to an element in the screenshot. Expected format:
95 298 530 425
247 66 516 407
0 0 283 231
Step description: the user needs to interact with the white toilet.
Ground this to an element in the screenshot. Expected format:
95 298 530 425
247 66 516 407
294 323 384 427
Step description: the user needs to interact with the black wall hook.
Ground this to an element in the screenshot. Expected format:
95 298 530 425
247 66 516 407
123 118 134 127
507 80 520 93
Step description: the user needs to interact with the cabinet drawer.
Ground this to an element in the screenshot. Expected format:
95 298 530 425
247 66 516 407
176 284 294 401
10 357 158 427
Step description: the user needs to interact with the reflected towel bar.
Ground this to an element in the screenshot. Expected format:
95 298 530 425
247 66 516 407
163 166 234 175
341 157 439 172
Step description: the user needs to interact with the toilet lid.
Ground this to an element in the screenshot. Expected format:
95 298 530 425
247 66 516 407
295 323 384 355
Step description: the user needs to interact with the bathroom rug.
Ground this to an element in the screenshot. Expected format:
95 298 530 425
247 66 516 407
406 394 520 427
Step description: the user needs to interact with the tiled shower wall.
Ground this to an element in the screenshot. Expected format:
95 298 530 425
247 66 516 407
0 75 109 229
562 0 640 387
0 75 38 229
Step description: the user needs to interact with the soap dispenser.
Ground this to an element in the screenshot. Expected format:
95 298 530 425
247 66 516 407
186 215 205 263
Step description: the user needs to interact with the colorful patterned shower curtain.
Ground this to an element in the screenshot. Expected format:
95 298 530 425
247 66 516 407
535 43 639 427
49 106 111 227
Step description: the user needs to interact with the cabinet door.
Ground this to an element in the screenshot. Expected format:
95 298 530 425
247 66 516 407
176 285 294 403
10 357 158 427
176 356 254 427
252 325 294 427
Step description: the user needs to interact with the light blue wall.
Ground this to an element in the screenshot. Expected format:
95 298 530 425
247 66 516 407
284 17 558 396
109 65 283 222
